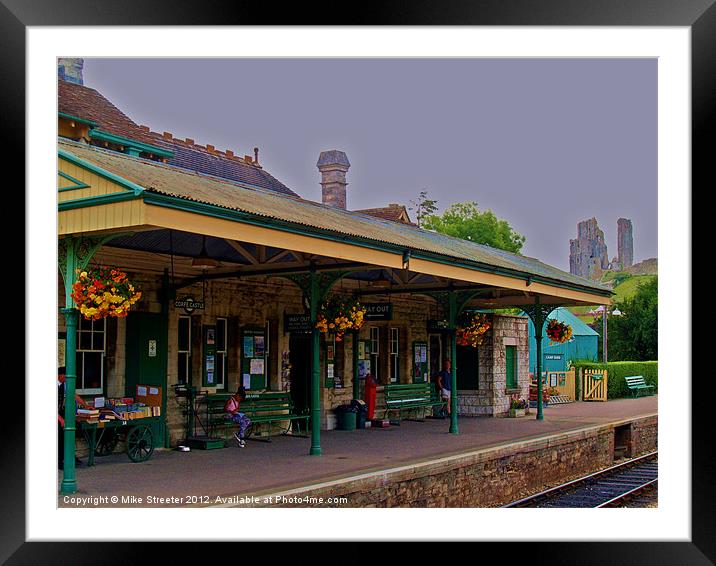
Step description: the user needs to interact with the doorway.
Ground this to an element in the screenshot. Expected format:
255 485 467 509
125 311 168 448
289 333 311 416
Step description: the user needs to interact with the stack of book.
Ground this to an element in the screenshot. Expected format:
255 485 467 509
76 408 100 424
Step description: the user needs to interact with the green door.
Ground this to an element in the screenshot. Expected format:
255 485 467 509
125 312 168 448
506 345 517 389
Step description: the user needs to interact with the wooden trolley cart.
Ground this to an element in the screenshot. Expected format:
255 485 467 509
78 416 160 466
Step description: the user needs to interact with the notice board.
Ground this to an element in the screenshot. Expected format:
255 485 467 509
412 341 429 383
241 327 267 390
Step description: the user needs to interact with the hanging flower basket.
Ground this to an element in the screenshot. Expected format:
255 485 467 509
546 319 573 344
315 296 366 341
71 266 142 320
456 312 491 348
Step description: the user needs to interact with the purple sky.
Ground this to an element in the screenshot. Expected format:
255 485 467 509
83 58 657 270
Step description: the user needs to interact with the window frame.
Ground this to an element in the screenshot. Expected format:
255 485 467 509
369 327 380 382
389 327 399 383
76 316 106 395
177 315 192 385
215 317 228 390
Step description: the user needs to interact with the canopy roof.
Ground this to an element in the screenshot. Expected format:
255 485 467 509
59 139 611 303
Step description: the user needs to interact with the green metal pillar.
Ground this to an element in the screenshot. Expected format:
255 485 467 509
448 291 458 434
59 238 79 495
58 234 119 494
352 329 360 401
60 307 79 495
309 266 322 456
534 296 545 421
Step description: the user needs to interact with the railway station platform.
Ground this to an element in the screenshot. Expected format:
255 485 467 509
59 396 657 508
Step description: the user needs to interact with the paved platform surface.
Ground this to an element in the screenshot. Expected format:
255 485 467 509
58 396 657 507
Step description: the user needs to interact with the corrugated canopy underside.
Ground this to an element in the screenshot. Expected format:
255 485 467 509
59 140 611 295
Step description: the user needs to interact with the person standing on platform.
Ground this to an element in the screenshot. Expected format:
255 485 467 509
364 372 378 421
436 359 453 416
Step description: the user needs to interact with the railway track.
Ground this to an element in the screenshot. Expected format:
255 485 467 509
503 451 658 508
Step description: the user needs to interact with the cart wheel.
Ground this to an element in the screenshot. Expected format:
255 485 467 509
126 425 154 462
95 430 119 457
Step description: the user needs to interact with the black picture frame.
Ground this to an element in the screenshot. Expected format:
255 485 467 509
8 0 709 562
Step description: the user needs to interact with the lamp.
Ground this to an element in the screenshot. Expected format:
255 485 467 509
370 271 392 288
191 236 219 270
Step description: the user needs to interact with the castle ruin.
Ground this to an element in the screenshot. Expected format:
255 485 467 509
569 217 634 280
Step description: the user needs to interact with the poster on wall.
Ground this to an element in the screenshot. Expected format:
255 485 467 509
254 335 265 357
549 373 558 387
243 335 254 357
250 358 264 374
558 373 567 387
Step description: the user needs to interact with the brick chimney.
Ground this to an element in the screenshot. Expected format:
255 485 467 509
317 150 350 209
58 58 84 85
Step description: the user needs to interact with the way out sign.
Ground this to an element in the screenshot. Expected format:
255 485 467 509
363 303 392 321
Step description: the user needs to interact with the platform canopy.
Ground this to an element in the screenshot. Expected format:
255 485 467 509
58 139 612 309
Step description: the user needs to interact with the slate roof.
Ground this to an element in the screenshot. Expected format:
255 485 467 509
59 139 612 297
149 134 299 197
58 79 299 197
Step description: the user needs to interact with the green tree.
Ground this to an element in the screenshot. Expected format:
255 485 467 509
605 277 658 361
408 190 439 227
422 201 526 253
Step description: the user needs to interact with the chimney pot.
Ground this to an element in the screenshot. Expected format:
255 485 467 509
244 155 253 163
206 144 215 153
225 149 234 157
317 150 350 210
185 138 194 145
163 131 173 139
58 58 84 85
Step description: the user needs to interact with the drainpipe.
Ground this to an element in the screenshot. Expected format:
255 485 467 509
309 265 322 455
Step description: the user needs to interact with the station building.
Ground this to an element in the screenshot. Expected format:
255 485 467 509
57 59 612 467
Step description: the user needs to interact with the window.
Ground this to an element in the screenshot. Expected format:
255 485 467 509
178 316 191 385
76 317 105 394
369 327 380 382
389 328 399 383
215 318 228 389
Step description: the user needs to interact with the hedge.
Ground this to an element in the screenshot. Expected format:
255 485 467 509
571 360 658 399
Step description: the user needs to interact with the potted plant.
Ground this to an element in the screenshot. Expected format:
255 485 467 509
456 312 491 347
508 396 528 417
315 296 366 341
71 266 142 320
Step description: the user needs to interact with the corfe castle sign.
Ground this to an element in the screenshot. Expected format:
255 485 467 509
175 297 205 314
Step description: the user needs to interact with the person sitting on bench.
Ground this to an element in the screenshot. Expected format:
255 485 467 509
224 386 252 448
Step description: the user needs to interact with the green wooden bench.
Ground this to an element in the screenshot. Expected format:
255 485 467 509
384 382 447 421
624 375 655 397
203 391 309 443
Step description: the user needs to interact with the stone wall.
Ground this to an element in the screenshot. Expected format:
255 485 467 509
245 415 657 508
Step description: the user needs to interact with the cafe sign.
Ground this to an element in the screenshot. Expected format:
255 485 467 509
175 297 204 314
363 303 393 321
